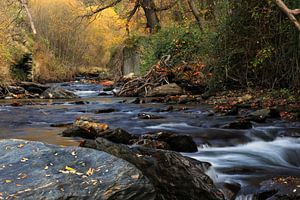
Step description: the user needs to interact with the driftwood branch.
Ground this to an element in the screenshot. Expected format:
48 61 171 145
274 0 300 31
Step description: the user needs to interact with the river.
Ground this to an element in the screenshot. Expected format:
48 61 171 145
0 82 300 199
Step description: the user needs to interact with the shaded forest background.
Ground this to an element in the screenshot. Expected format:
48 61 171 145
0 0 299 89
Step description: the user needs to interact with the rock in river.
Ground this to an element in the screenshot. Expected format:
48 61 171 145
0 139 155 200
41 86 79 99
82 138 224 200
147 83 184 97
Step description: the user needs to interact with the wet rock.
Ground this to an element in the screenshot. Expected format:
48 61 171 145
98 91 113 96
222 119 252 129
62 118 109 139
138 113 164 120
0 139 155 200
250 108 280 119
103 86 114 91
129 98 145 104
255 176 300 200
62 126 95 139
142 132 198 153
72 101 88 105
82 138 224 200
10 102 23 107
158 105 174 112
150 97 165 103
17 82 49 94
97 128 138 144
221 182 241 200
226 106 239 116
133 139 171 150
94 108 117 114
177 95 198 104
147 83 184 97
41 87 79 99
50 122 73 128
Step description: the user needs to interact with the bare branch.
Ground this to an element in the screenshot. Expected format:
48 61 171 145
84 0 123 17
126 1 140 34
19 0 37 35
274 0 300 32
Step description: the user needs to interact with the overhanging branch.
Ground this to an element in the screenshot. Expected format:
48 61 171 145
274 0 300 31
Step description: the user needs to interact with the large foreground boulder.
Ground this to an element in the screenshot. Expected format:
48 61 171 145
82 138 224 200
147 83 184 97
41 86 79 99
0 139 155 200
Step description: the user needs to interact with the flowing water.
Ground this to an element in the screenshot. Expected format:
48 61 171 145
0 82 300 198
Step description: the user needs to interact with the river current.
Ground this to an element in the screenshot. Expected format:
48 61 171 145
0 82 299 198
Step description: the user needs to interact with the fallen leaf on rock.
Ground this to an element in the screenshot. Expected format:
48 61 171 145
17 144 24 148
131 174 139 180
4 180 13 183
86 168 94 176
20 158 29 162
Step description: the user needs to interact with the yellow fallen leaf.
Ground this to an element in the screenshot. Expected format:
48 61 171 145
17 144 24 148
44 166 49 170
65 166 76 172
21 157 29 162
4 180 12 183
131 174 140 180
86 168 94 176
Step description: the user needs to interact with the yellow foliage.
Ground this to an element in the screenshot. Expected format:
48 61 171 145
30 0 126 68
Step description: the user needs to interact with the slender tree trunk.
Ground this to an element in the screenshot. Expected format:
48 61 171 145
140 0 160 33
187 0 203 31
19 0 37 35
274 0 300 31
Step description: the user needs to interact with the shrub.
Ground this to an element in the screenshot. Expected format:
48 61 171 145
135 25 206 74
212 0 299 89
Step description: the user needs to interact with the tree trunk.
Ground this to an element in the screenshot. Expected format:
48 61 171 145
19 0 37 35
187 0 203 31
274 0 300 31
140 0 160 33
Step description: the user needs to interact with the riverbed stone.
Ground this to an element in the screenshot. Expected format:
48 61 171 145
0 139 156 200
255 176 300 200
147 83 184 97
41 86 79 99
82 138 225 200
142 131 198 153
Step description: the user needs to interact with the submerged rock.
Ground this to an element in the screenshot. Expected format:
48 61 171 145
97 128 138 144
0 139 155 200
147 83 184 97
41 87 79 99
222 119 253 129
142 132 198 153
254 176 300 200
137 113 164 119
94 108 117 114
82 138 224 200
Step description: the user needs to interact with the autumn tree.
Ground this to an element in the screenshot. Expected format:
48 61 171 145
83 0 179 33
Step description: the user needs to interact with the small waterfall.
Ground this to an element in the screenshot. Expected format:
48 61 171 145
235 194 254 200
